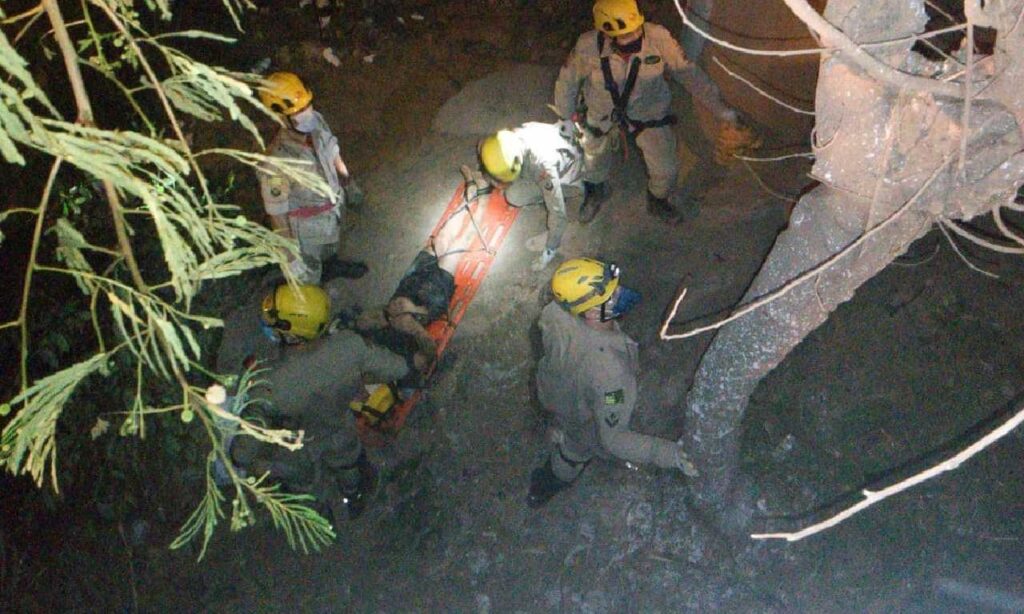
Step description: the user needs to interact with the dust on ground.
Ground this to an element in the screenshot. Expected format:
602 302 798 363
26 1 1024 611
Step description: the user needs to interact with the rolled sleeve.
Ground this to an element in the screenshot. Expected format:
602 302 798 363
593 396 676 468
538 164 567 218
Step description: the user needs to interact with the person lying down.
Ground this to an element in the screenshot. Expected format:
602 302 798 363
355 187 493 380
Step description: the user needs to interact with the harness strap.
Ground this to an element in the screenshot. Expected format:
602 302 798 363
596 29 674 137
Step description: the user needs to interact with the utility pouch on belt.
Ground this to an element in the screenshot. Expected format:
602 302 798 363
349 383 399 425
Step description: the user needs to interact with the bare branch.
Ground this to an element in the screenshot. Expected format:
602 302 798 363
925 0 959 24
17 159 61 391
660 154 955 341
959 20 975 179
992 204 1024 246
673 0 967 59
740 160 798 203
938 220 1000 278
672 0 823 57
780 0 967 99
941 217 1024 254
42 0 92 124
752 397 1024 541
712 56 815 115
735 152 815 162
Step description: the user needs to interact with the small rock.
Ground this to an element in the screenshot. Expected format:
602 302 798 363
771 433 797 461
322 47 341 67
626 501 653 539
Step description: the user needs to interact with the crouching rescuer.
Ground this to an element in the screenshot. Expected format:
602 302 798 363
230 284 409 521
478 121 596 271
528 258 697 508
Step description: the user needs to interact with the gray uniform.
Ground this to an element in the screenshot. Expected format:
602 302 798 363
535 302 678 482
554 23 732 199
232 329 407 496
503 122 584 252
258 111 346 284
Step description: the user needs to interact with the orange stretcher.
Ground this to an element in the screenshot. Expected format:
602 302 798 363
352 180 519 445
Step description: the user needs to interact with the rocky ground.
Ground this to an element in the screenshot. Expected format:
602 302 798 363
9 1 1024 611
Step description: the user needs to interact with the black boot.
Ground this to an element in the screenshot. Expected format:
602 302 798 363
578 181 610 224
527 460 575 509
339 452 378 520
323 255 368 281
646 191 680 223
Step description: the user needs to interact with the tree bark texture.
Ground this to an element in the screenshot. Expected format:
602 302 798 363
681 0 1024 514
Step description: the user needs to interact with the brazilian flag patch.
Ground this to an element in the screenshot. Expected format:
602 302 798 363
644 55 662 65
604 389 625 405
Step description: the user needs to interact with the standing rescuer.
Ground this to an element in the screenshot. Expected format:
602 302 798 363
478 121 590 271
257 71 367 284
554 0 742 223
528 258 696 508
229 284 409 521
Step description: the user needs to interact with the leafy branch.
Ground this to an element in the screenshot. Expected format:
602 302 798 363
0 0 329 555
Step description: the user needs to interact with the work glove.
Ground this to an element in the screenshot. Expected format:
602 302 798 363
343 179 365 212
714 111 762 165
675 443 699 477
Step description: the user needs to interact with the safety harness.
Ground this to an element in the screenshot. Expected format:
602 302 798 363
594 29 677 137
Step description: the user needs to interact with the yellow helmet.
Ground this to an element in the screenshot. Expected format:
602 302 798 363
260 284 330 341
259 72 313 116
551 258 620 315
593 0 644 37
478 130 524 183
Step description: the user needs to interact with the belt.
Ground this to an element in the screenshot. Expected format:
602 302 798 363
287 202 334 219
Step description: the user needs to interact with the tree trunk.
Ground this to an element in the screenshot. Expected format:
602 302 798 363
679 0 1024 520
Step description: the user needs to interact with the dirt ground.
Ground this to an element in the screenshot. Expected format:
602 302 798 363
12 1 1024 612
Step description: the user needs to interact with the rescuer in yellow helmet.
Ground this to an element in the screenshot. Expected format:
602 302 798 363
222 283 409 521
528 258 696 507
553 0 752 224
478 121 591 271
257 71 367 284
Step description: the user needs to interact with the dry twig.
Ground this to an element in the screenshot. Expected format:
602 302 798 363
660 154 955 341
740 160 799 203
711 57 814 115
752 397 1024 541
941 217 1024 254
779 0 967 99
938 220 1000 278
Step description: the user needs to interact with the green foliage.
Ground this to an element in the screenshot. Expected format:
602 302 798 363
248 479 335 554
170 457 227 560
0 0 331 558
0 353 109 489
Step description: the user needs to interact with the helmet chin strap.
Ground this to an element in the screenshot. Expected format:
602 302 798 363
599 301 617 322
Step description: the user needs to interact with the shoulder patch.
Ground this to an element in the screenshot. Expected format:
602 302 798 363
604 389 625 405
644 55 662 65
604 411 620 428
